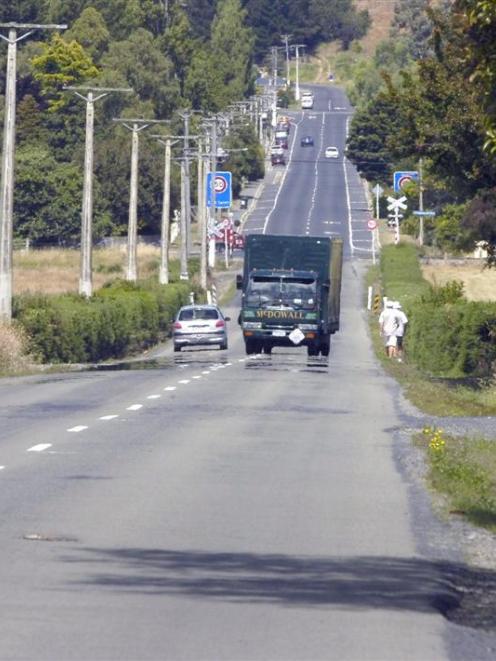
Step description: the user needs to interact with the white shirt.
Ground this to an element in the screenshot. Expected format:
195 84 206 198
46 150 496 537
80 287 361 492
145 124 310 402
379 308 400 335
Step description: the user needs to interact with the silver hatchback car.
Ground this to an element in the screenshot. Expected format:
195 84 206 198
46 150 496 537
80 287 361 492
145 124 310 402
172 304 230 352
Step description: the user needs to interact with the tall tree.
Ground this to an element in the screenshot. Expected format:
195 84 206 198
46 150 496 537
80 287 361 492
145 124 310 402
64 7 110 62
210 0 254 104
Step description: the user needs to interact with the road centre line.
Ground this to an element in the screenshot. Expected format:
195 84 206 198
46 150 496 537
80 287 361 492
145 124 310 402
126 404 143 411
67 425 88 433
27 444 52 452
100 414 119 420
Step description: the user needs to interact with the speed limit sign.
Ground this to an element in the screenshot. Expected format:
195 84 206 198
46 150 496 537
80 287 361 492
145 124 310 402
367 219 377 231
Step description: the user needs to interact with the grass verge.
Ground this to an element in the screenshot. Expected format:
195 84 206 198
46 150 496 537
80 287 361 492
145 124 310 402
370 243 496 415
415 428 496 532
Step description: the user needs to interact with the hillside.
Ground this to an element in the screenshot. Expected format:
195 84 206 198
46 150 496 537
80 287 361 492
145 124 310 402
355 0 396 54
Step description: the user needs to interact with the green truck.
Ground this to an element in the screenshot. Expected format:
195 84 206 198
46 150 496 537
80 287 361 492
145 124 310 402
237 234 343 356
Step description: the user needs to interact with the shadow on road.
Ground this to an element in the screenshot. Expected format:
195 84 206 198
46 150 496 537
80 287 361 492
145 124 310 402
61 547 496 629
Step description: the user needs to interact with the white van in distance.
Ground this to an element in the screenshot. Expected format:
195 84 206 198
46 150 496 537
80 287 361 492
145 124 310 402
301 92 314 109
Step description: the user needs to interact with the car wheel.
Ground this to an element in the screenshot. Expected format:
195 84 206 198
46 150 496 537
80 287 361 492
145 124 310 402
219 341 228 350
173 344 181 352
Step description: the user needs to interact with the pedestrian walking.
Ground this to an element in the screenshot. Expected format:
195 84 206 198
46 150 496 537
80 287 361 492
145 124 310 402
379 300 400 358
393 301 408 362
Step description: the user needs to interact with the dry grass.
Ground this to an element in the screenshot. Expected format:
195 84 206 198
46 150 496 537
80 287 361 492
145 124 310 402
421 262 496 302
13 245 163 295
355 0 396 55
0 323 33 375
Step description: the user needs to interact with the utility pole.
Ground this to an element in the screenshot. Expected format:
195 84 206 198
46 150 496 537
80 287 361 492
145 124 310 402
291 44 305 101
197 138 208 290
178 111 193 255
271 47 279 128
281 34 292 87
0 21 67 321
65 86 132 297
202 117 218 269
150 133 177 285
418 157 424 247
113 118 168 282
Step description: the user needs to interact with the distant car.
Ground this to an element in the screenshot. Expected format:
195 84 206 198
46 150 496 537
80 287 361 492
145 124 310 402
301 136 314 147
271 147 286 165
325 146 339 159
275 136 288 149
172 304 230 352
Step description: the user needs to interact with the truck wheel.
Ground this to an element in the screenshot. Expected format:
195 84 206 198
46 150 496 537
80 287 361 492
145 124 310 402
245 339 256 355
320 342 330 357
307 344 318 357
263 344 272 355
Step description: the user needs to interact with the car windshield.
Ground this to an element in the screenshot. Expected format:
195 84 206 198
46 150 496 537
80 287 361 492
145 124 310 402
179 308 219 321
246 277 316 308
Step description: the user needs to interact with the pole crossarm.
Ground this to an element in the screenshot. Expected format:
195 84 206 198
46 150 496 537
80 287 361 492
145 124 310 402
0 22 67 30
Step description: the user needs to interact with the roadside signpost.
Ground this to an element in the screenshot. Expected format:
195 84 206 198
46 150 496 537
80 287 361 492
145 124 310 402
393 170 419 193
371 183 384 219
206 171 232 208
367 218 378 264
387 195 407 244
413 209 435 247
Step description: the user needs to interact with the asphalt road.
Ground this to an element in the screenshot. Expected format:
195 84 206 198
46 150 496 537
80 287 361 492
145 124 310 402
0 85 494 660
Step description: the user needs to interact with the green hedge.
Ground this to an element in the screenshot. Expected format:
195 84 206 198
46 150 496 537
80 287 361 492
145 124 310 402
13 279 200 363
380 244 496 377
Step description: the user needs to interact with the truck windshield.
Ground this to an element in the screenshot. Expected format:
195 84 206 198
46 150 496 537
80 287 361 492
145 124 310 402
246 276 316 308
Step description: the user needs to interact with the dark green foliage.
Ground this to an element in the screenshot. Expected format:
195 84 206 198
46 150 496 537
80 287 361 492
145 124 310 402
13 280 195 363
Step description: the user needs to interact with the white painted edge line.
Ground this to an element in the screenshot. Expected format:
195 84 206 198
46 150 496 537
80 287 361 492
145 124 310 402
100 414 119 421
27 444 52 452
126 404 143 411
178 379 190 385
147 394 161 399
67 425 88 433
164 386 176 391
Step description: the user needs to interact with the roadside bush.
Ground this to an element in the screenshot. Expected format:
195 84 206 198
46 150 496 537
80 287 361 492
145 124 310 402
380 244 496 376
13 278 198 363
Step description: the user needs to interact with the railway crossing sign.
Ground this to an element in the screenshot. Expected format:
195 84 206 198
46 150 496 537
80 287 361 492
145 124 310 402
393 170 419 193
387 196 407 245
206 171 232 208
387 195 408 212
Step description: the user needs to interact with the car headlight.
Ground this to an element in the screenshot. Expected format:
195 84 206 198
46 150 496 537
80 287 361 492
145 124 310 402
242 321 262 330
299 324 319 331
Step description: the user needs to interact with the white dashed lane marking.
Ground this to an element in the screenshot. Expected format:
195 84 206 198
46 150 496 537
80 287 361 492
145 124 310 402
202 371 210 375
67 425 88 433
178 380 190 385
126 404 143 411
100 415 119 421
147 394 161 399
192 376 202 380
27 444 52 452
164 386 176 391
0 466 5 471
